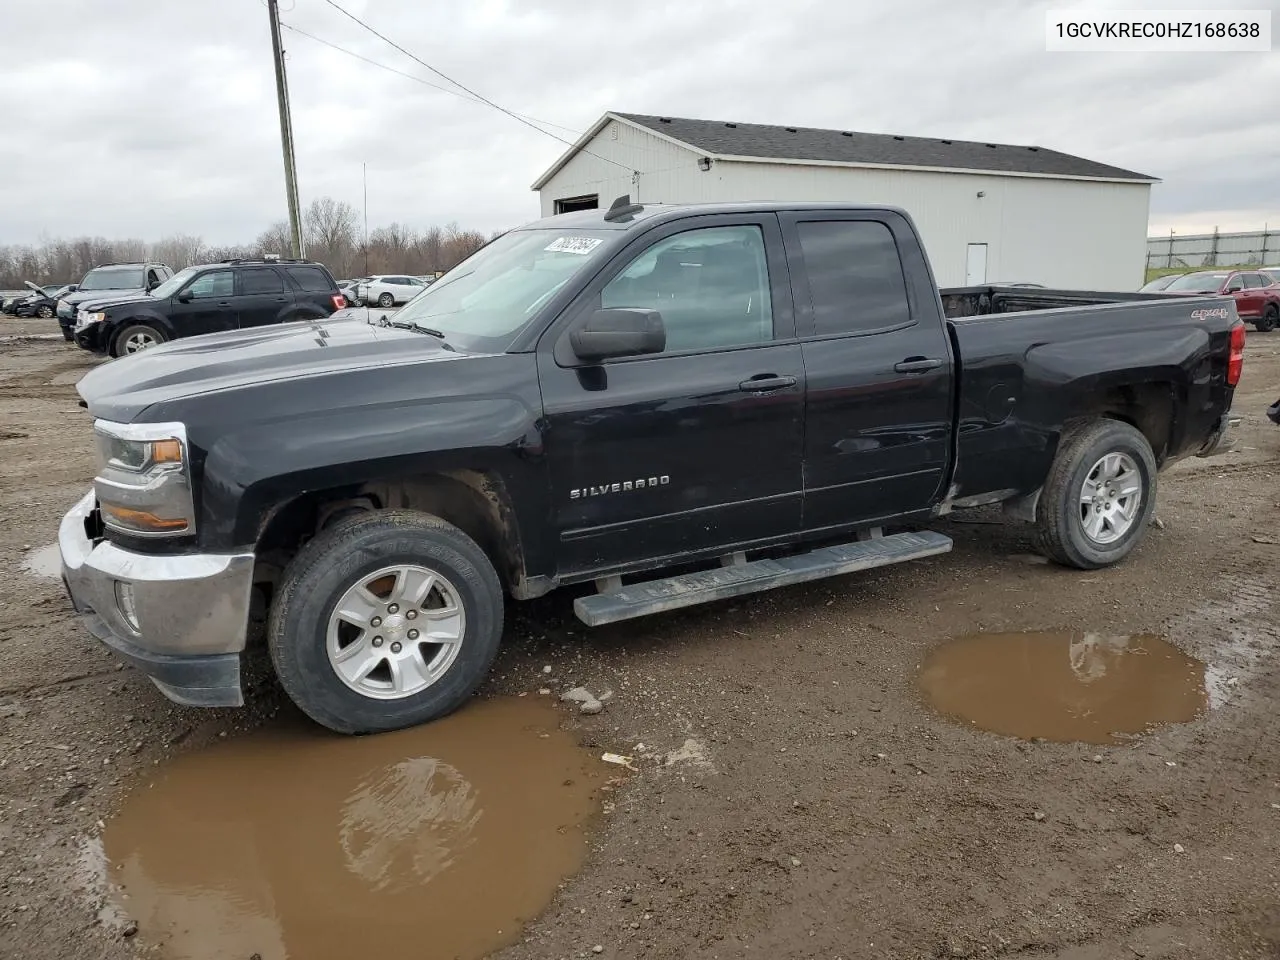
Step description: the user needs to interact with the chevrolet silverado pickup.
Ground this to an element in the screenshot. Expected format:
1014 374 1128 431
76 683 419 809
60 197 1244 734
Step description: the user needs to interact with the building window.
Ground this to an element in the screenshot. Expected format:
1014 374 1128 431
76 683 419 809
555 194 599 214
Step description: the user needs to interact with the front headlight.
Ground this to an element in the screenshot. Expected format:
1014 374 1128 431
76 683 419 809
76 311 105 329
93 420 195 537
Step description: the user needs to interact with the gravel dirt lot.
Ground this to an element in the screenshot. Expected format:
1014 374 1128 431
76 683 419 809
2 317 1279 960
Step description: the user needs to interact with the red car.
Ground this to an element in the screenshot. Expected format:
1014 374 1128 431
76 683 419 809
1162 269 1280 331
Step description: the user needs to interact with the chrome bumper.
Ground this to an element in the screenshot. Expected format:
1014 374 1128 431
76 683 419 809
1197 412 1240 458
58 490 255 707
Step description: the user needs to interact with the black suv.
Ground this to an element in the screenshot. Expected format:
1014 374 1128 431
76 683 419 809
72 259 346 356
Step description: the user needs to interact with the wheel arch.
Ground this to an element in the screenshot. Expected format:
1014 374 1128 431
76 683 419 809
252 469 532 600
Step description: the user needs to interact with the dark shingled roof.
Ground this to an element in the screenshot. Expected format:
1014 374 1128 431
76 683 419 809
615 113 1157 182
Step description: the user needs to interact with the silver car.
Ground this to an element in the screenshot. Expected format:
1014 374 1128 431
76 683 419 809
357 275 429 308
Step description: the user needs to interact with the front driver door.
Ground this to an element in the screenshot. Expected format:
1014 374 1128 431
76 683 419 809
170 269 237 337
537 214 805 577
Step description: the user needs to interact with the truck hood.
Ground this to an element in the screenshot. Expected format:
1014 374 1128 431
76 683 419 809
77 316 462 422
63 287 147 308
78 292 157 313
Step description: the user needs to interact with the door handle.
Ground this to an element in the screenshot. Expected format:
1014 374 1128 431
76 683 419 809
216 300 231 307
273 296 288 303
894 357 944 374
738 374 797 392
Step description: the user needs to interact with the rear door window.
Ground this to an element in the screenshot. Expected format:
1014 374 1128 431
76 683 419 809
794 220 912 337
1243 273 1267 289
240 269 285 295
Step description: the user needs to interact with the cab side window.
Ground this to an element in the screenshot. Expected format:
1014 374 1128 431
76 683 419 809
600 225 773 353
185 271 234 299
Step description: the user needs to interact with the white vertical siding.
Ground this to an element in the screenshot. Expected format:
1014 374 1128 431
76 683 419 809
538 123 1152 291
537 119 712 217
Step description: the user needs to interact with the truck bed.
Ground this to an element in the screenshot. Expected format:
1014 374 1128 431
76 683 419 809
939 284 1160 318
941 287 1239 507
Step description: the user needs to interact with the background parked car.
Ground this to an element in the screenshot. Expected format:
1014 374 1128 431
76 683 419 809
56 262 173 341
5 282 75 317
73 258 346 356
357 274 429 307
1261 266 1280 285
338 277 369 306
1139 275 1179 292
1162 269 1280 331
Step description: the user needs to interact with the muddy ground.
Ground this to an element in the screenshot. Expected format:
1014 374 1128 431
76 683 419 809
2 316 1279 960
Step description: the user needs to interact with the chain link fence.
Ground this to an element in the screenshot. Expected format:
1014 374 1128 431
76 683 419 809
1147 229 1279 271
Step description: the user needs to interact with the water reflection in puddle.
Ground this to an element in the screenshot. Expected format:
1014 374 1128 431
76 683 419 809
104 697 601 960
21 543 60 579
919 631 1208 744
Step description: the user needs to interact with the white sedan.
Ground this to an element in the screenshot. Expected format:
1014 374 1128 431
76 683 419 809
357 275 429 308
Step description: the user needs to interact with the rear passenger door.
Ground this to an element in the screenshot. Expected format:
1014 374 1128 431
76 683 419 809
236 267 291 327
779 211 954 534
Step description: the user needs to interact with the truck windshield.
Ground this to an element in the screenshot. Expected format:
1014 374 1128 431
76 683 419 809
1164 273 1227 292
391 229 612 347
79 267 145 291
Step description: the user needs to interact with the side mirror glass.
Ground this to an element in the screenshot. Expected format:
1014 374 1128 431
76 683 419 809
570 308 665 362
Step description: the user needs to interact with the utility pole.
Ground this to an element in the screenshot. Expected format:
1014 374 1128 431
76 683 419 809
267 0 304 259
363 162 369 275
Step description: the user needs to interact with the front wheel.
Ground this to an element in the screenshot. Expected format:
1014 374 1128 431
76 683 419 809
113 323 167 356
36 305 53 319
377 292 395 308
268 510 504 734
1256 305 1278 333
1034 419 1157 569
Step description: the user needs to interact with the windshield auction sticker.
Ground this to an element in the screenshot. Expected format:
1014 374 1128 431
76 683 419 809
545 237 604 255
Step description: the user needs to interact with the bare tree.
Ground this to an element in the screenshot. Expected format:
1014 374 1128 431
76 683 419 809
254 222 292 260
0 198 493 288
150 234 204 270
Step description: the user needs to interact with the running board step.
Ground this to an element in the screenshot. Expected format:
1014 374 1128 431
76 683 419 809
573 530 953 626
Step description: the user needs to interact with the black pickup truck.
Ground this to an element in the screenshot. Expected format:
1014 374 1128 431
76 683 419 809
60 198 1243 734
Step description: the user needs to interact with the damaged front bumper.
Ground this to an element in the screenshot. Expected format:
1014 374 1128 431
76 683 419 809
58 490 254 707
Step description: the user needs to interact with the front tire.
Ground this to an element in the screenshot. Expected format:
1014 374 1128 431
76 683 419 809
1034 419 1157 569
1256 305 1278 333
377 292 395 308
113 323 167 356
36 305 53 319
268 510 504 734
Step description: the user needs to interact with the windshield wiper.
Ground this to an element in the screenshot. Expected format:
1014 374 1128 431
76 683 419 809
368 313 454 349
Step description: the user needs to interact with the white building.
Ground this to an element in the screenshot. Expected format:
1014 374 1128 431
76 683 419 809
532 112 1157 290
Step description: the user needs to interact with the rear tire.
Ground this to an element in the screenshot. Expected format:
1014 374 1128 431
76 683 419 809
113 323 167 356
268 510 504 734
1034 419 1157 570
377 292 395 308
36 305 53 319
1256 305 1278 333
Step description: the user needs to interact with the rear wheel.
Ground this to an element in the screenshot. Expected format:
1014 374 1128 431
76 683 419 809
36 305 53 319
268 510 504 734
1256 304 1278 333
377 292 395 308
113 323 167 356
1034 419 1157 569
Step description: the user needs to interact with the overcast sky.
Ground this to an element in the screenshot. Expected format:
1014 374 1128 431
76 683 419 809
2 0 1277 246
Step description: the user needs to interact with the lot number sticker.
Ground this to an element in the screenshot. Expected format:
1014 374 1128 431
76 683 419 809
545 237 603 255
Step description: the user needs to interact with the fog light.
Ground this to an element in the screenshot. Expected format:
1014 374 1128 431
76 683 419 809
115 580 140 634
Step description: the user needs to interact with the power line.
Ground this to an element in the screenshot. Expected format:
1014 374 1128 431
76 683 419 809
279 22 580 135
315 0 634 172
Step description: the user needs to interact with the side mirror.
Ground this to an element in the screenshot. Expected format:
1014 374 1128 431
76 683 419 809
177 290 193 303
570 308 665 362
67 284 78 292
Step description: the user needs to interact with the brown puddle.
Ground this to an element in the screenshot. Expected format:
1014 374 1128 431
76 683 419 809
104 697 602 960
919 631 1208 744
